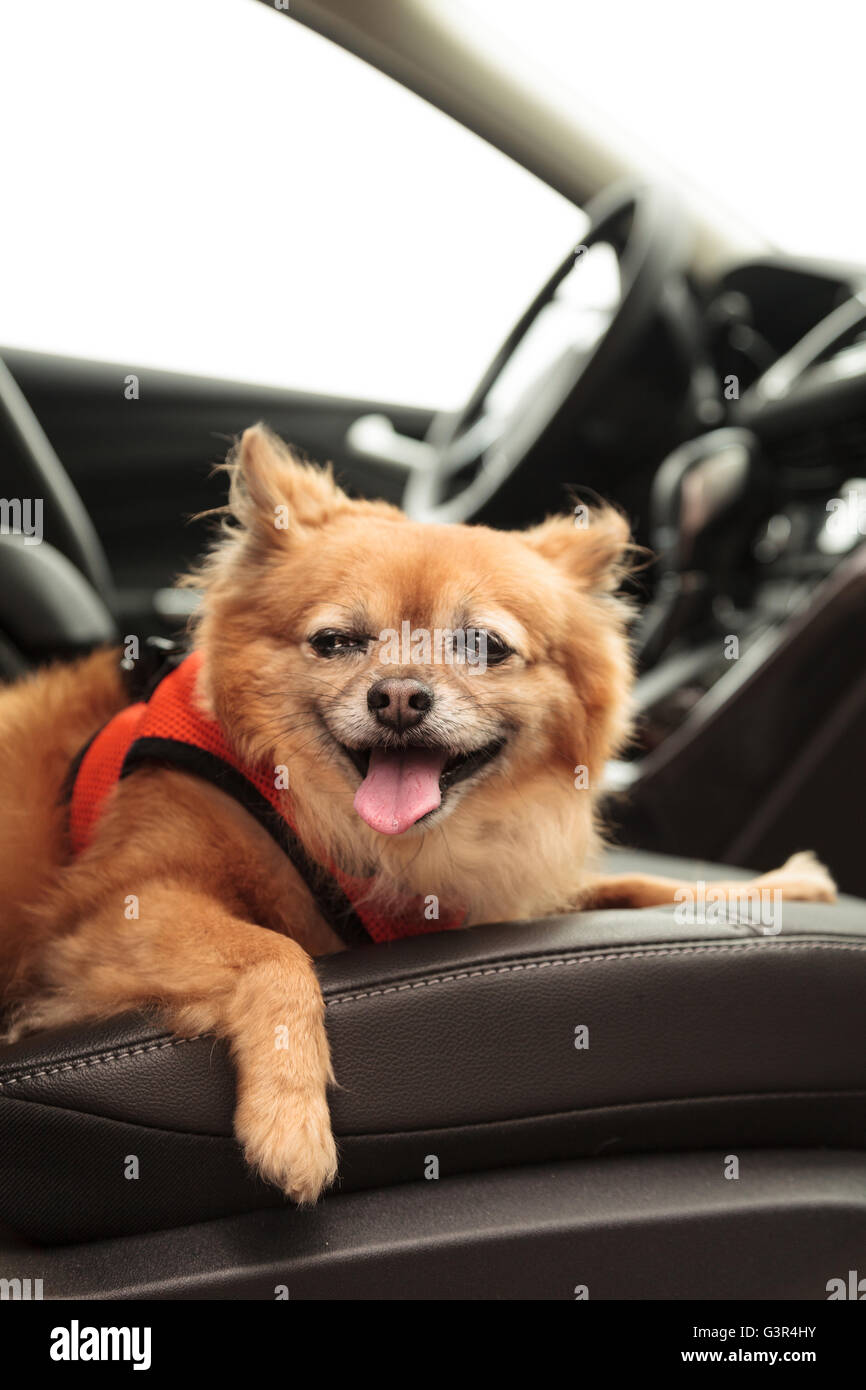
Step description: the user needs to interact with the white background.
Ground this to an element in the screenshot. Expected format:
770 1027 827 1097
1 0 862 408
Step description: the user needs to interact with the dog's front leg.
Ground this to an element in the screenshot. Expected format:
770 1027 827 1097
579 851 836 910
24 882 337 1204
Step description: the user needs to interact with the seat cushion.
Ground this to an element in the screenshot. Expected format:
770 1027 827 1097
1 849 864 1243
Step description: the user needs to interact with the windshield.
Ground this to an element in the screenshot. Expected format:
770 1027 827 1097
0 0 584 410
462 0 864 266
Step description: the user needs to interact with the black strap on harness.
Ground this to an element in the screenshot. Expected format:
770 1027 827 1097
121 736 373 948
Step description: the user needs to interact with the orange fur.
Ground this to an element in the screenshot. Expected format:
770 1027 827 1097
0 425 836 1201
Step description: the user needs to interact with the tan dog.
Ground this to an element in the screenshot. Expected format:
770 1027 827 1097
0 425 835 1201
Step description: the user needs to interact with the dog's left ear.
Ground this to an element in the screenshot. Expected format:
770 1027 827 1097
524 505 633 593
228 423 349 539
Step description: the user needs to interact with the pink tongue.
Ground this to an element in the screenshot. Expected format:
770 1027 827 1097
354 746 447 835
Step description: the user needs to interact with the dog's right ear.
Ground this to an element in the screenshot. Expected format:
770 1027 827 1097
524 504 635 594
228 423 349 542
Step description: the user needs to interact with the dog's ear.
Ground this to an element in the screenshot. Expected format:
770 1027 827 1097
524 505 633 593
228 423 348 538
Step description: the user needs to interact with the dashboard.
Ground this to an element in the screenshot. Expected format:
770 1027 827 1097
605 256 866 896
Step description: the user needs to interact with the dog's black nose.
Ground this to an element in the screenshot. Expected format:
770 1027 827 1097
367 678 434 731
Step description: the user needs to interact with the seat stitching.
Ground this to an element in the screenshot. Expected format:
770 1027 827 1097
1 940 863 1084
324 940 866 1006
0 1033 208 1088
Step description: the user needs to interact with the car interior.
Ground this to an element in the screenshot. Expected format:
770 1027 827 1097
1 0 864 1301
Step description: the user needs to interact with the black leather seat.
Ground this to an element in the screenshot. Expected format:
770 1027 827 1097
2 848 865 1298
0 533 117 677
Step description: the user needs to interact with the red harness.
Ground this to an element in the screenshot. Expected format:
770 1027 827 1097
68 650 464 946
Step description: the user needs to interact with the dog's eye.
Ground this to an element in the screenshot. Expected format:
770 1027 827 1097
463 629 513 665
309 630 369 657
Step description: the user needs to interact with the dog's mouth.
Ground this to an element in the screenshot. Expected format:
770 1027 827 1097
339 738 506 836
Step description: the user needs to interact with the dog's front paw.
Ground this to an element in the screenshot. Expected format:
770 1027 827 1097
235 1086 338 1205
756 850 837 904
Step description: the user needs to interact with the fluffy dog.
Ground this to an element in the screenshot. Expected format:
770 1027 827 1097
0 425 835 1200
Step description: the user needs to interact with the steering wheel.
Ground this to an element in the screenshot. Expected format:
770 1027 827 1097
349 182 686 526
